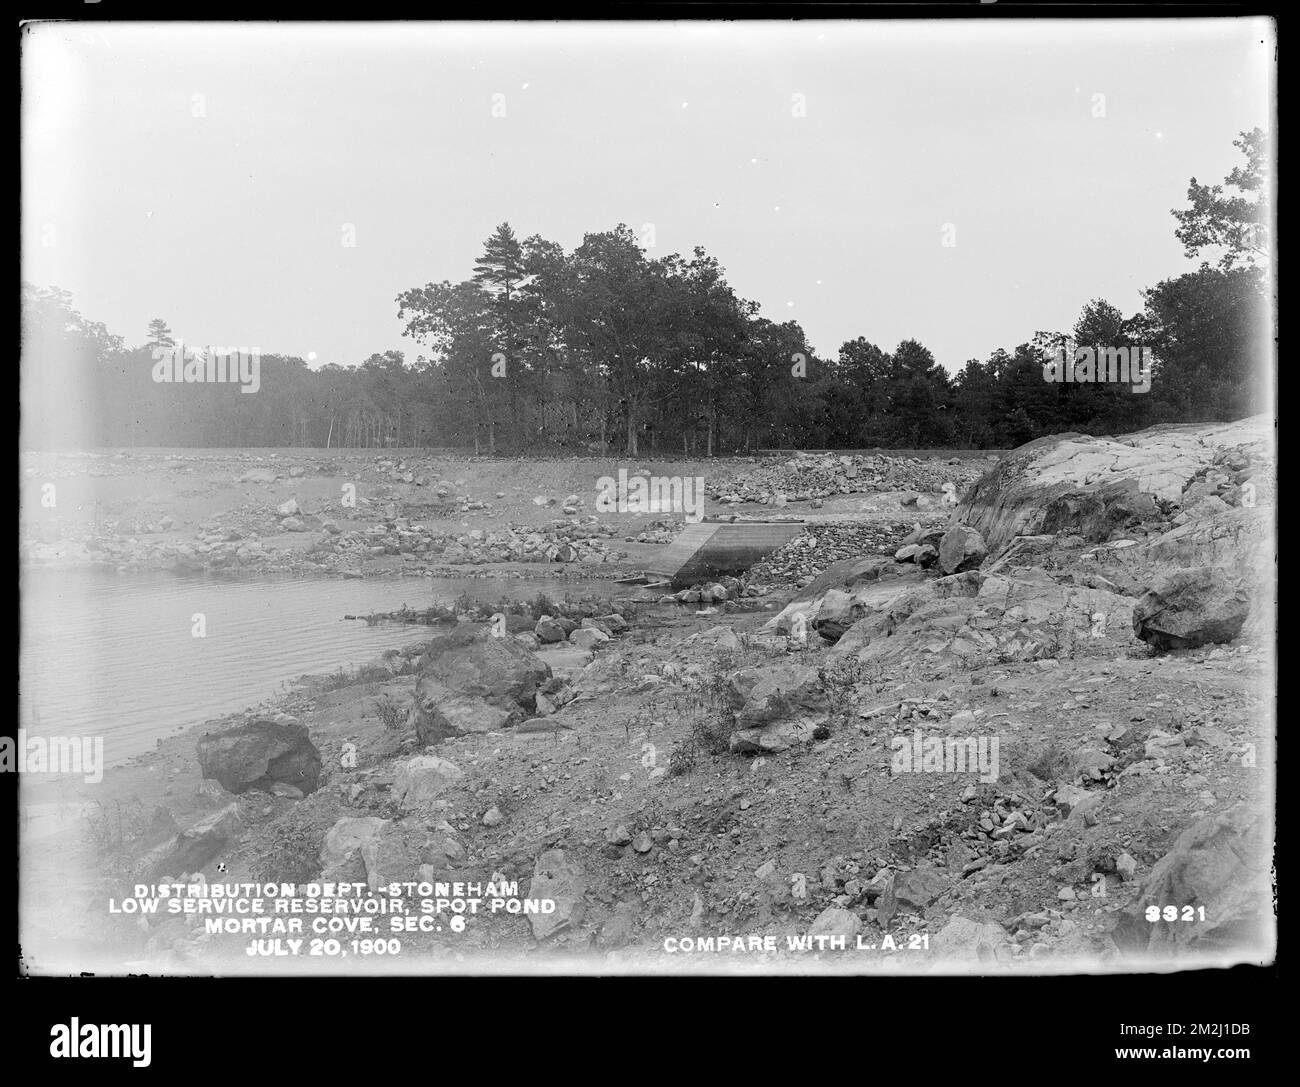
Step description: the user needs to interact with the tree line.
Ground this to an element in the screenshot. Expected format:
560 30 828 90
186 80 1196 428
21 129 1269 453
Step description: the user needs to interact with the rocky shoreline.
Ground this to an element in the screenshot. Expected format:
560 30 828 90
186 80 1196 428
19 423 1275 974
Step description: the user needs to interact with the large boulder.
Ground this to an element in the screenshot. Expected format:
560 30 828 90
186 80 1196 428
416 627 551 705
1132 566 1251 650
411 629 551 742
810 588 867 643
196 717 322 796
412 680 516 743
1096 506 1273 648
938 524 987 574
726 663 828 753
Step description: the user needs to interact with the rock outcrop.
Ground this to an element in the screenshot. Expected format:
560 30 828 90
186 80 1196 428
1115 805 1273 959
952 416 1270 554
831 568 1135 671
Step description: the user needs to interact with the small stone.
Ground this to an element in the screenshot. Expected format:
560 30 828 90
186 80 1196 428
606 825 632 846
632 833 653 854
482 806 504 827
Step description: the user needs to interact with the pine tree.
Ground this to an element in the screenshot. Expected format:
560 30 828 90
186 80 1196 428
146 318 175 348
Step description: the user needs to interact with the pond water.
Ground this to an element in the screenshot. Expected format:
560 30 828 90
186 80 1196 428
19 568 611 765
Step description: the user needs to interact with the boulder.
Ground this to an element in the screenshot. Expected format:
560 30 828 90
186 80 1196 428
938 524 988 574
765 562 924 636
929 916 1015 964
197 717 322 796
529 848 587 940
391 754 463 809
808 906 862 943
876 867 951 927
141 803 241 880
320 816 389 878
569 627 610 650
411 680 516 744
413 626 550 718
1133 566 1250 650
534 617 566 644
727 663 828 753
811 588 867 643
360 821 441 892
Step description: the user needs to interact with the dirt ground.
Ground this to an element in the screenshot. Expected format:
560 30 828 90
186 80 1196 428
17 446 1274 976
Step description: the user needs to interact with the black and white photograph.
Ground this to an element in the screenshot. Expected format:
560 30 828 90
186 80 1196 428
18 14 1276 994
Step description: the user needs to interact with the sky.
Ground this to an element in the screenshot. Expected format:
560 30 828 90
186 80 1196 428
21 19 1274 373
